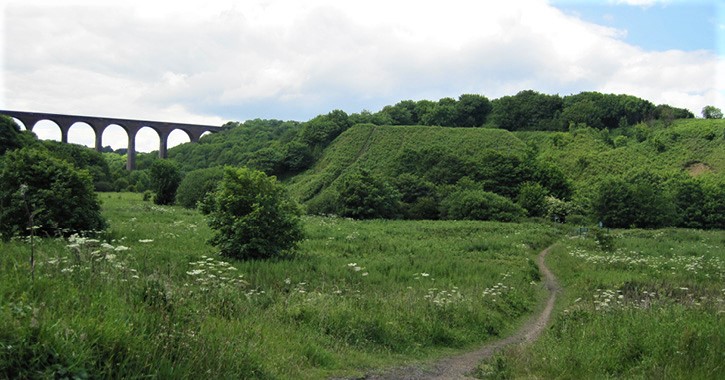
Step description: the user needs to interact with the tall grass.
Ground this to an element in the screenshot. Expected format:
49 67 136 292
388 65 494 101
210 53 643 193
475 228 725 379
1 192 561 379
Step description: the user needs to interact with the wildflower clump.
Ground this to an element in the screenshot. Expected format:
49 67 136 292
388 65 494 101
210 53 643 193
185 255 248 291
44 233 137 281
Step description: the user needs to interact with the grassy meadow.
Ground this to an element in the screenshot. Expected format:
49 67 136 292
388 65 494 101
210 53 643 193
476 228 725 379
1 192 561 379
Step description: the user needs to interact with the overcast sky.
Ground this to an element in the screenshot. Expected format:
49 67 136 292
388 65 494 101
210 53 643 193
1 0 723 152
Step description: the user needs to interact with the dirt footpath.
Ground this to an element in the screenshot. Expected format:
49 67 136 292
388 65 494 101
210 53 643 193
355 245 560 380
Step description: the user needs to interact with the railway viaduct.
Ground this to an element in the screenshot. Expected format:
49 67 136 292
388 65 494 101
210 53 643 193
0 110 221 170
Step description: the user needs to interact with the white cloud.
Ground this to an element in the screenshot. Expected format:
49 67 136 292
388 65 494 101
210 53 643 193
2 0 722 151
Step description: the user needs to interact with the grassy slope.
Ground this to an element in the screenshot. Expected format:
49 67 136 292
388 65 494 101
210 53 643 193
287 120 724 208
515 119 725 191
0 193 561 379
286 124 528 203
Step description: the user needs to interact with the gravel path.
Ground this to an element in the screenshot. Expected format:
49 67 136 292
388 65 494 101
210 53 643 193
349 244 560 380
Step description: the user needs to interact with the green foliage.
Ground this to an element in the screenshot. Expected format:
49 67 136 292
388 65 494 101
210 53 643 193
335 169 401 219
517 182 549 217
246 147 284 174
168 119 300 173
202 167 304 259
281 140 315 173
518 119 724 198
671 174 725 229
379 95 492 128
380 100 418 125
701 105 723 119
490 90 563 131
149 160 182 205
561 92 655 130
653 104 694 124
42 141 112 187
592 227 614 251
299 110 352 147
0 115 32 154
528 159 572 200
440 189 524 222
392 174 439 219
0 148 106 240
594 172 676 228
544 196 575 223
175 167 225 209
455 94 492 127
473 150 528 198
287 124 528 211
397 146 474 185
421 97 457 126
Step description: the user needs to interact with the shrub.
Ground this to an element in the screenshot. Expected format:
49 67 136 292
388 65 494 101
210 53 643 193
201 167 304 260
282 141 315 173
0 148 107 240
517 182 549 217
545 196 574 223
594 173 676 228
673 175 725 229
335 169 401 219
440 189 524 222
176 167 225 209
149 160 182 205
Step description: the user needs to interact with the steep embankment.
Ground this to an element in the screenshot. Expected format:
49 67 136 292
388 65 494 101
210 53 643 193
286 124 529 205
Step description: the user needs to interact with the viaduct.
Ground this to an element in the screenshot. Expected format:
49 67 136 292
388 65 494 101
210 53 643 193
0 110 221 170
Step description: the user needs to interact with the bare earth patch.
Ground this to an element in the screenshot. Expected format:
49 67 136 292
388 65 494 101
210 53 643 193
685 162 712 176
348 245 560 380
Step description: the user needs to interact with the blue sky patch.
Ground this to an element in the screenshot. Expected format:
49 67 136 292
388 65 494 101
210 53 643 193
551 1 721 53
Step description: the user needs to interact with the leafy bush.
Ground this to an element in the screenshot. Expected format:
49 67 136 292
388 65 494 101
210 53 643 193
0 148 107 240
594 172 676 228
335 169 401 219
202 167 304 260
517 182 549 217
176 166 225 209
672 175 725 229
545 196 574 223
149 160 182 205
440 189 524 222
393 174 440 219
282 141 315 173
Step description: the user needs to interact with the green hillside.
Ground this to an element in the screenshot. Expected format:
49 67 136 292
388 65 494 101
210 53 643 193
290 119 724 203
286 124 528 205
515 119 724 190
285 119 723 228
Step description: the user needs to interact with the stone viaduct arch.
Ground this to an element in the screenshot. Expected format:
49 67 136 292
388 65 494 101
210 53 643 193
1 110 221 170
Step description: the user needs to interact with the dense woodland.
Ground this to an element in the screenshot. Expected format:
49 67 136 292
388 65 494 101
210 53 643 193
1 90 722 230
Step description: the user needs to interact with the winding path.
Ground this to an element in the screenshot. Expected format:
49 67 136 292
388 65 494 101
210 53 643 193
357 244 560 380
